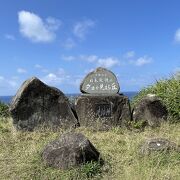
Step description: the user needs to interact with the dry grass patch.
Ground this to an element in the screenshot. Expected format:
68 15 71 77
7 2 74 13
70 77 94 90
0 118 180 180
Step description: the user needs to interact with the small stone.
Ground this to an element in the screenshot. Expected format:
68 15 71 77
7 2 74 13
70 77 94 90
9 77 78 131
80 67 120 94
140 138 180 155
133 94 168 127
42 132 101 169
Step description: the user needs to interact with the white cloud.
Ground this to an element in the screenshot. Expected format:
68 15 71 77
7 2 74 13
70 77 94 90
73 19 95 40
41 68 69 85
17 68 27 74
174 28 180 43
61 54 120 68
62 38 76 49
4 34 15 40
18 10 60 42
42 73 64 85
46 17 61 31
131 56 152 66
97 57 119 68
124 51 135 58
80 55 98 62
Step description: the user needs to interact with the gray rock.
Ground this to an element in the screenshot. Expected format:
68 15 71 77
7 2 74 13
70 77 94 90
75 94 131 130
80 67 120 94
42 132 101 169
9 77 78 131
133 94 168 127
140 138 180 155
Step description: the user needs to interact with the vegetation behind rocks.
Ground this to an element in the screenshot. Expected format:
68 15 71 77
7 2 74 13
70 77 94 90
132 76 180 122
0 101 10 118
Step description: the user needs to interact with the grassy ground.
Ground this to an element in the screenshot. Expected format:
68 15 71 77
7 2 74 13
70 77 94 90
0 118 180 180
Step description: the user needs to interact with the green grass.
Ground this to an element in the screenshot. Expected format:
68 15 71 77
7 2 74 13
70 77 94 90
0 118 180 180
132 76 180 122
0 101 10 118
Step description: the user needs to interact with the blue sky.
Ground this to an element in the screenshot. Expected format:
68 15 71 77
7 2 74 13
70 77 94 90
0 0 180 95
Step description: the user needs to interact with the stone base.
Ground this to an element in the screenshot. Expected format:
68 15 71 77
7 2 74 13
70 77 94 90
75 94 131 130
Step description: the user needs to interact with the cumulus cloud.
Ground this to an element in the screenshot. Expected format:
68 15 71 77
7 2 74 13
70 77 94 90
61 52 152 68
61 54 120 68
73 19 95 40
80 55 119 68
41 68 70 85
130 56 152 66
4 34 16 40
174 28 180 43
17 68 27 74
18 11 61 42
97 57 119 68
80 55 98 62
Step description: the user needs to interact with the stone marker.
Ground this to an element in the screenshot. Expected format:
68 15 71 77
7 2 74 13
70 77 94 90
42 132 101 170
75 94 131 130
9 77 78 131
76 67 131 130
133 94 168 127
80 67 120 94
140 138 180 155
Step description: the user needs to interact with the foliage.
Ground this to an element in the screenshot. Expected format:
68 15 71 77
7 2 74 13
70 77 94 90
132 76 180 122
80 161 102 178
0 101 10 118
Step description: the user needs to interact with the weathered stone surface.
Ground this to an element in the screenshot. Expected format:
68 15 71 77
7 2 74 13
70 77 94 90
133 94 168 127
80 67 120 94
140 138 180 155
9 77 78 131
42 132 101 169
75 94 131 130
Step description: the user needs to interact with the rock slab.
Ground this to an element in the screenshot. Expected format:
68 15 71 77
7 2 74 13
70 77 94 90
133 94 168 127
75 94 131 130
42 132 100 169
9 77 78 131
140 138 180 155
80 67 120 94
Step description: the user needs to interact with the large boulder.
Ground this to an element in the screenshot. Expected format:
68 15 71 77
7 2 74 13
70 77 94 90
42 132 101 169
133 94 168 127
139 138 180 155
9 77 78 131
80 67 120 94
75 94 131 130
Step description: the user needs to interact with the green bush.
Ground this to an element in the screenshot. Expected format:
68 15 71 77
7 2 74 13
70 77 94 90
132 76 180 122
0 101 10 118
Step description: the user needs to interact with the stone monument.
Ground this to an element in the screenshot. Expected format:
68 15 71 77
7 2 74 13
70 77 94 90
75 67 131 130
9 77 78 131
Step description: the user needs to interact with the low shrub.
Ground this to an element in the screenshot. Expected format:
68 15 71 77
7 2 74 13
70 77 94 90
132 76 180 122
0 101 10 118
